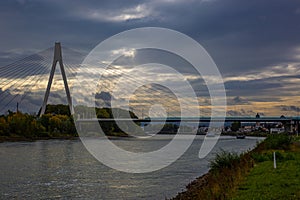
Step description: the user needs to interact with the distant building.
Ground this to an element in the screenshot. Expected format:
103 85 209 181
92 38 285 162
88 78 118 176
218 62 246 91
270 128 285 134
256 113 260 127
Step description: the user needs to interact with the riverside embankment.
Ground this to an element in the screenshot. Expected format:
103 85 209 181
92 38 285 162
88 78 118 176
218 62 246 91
171 134 300 200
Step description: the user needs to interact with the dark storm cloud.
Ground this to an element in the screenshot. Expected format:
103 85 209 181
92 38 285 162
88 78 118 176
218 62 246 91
227 96 249 105
0 88 70 114
174 0 300 75
227 109 256 116
278 105 300 113
95 91 114 107
0 47 84 78
112 48 199 75
0 50 34 67
0 89 40 113
1 0 300 77
225 78 282 96
225 73 300 97
0 0 151 53
246 96 282 103
1 0 300 114
0 54 50 79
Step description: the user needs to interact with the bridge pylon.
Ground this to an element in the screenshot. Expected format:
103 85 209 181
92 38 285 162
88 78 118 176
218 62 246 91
40 42 73 116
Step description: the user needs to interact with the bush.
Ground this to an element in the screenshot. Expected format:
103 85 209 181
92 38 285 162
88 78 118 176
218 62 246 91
210 150 241 172
264 134 292 150
0 117 9 136
231 121 241 132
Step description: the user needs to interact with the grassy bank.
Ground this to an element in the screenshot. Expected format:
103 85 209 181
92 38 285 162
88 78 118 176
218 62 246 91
171 134 300 200
171 151 254 200
232 137 300 199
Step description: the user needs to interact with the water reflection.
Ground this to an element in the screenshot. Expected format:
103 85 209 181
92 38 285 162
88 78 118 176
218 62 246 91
0 136 262 199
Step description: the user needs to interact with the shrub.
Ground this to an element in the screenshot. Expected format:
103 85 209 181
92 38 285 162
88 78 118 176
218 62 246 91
264 134 292 150
210 150 240 172
0 117 9 136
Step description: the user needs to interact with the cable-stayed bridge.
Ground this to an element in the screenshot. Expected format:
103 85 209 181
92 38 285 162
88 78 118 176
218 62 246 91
0 43 82 114
1 42 300 133
0 42 192 117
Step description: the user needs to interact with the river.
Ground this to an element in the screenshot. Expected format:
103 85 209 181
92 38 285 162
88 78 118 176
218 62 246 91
0 135 262 199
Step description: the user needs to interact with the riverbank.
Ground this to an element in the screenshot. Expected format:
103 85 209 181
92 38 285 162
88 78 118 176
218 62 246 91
171 134 300 200
232 139 300 199
0 135 79 143
0 132 132 143
221 131 269 137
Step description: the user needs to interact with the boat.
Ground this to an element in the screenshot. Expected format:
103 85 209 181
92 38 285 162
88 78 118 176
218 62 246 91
236 134 246 139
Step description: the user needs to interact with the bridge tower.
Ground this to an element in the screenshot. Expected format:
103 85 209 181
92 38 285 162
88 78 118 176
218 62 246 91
40 42 73 116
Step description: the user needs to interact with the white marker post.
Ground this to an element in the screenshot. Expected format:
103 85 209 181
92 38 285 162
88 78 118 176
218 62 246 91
273 152 277 169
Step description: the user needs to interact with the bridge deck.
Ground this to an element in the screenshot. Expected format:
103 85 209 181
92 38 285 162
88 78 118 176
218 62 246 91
76 117 300 123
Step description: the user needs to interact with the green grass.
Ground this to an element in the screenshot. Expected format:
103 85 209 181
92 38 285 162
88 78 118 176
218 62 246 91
232 146 300 200
172 134 300 200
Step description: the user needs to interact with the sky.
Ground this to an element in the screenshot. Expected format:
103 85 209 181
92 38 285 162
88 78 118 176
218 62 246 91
1 0 300 116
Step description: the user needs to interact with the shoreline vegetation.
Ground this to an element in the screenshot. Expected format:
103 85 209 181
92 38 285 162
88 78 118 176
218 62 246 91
171 134 300 200
0 104 286 142
0 104 138 142
0 103 294 143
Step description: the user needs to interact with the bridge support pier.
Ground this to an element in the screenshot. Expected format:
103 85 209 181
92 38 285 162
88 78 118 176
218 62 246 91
40 42 73 116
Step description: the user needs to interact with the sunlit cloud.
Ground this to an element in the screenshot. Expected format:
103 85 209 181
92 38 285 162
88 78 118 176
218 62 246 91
224 63 300 82
111 48 136 58
77 4 152 22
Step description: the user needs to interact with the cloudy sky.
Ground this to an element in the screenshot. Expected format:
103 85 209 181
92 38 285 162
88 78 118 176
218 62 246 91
1 0 300 116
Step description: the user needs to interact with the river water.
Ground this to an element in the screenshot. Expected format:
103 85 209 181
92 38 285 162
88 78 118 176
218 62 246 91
0 135 262 199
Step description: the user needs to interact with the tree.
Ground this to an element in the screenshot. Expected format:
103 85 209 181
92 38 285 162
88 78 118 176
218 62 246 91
7 112 28 136
45 104 71 116
48 114 76 135
96 108 110 118
0 117 9 136
28 119 46 136
231 121 241 132
40 113 52 132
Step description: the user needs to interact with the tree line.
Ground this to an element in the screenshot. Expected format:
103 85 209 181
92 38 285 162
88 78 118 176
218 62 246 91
0 108 76 139
0 104 139 139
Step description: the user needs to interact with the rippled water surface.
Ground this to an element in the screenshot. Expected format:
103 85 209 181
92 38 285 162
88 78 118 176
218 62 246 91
0 135 262 199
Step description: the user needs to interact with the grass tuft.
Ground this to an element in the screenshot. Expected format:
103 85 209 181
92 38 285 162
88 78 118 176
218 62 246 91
210 150 240 172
